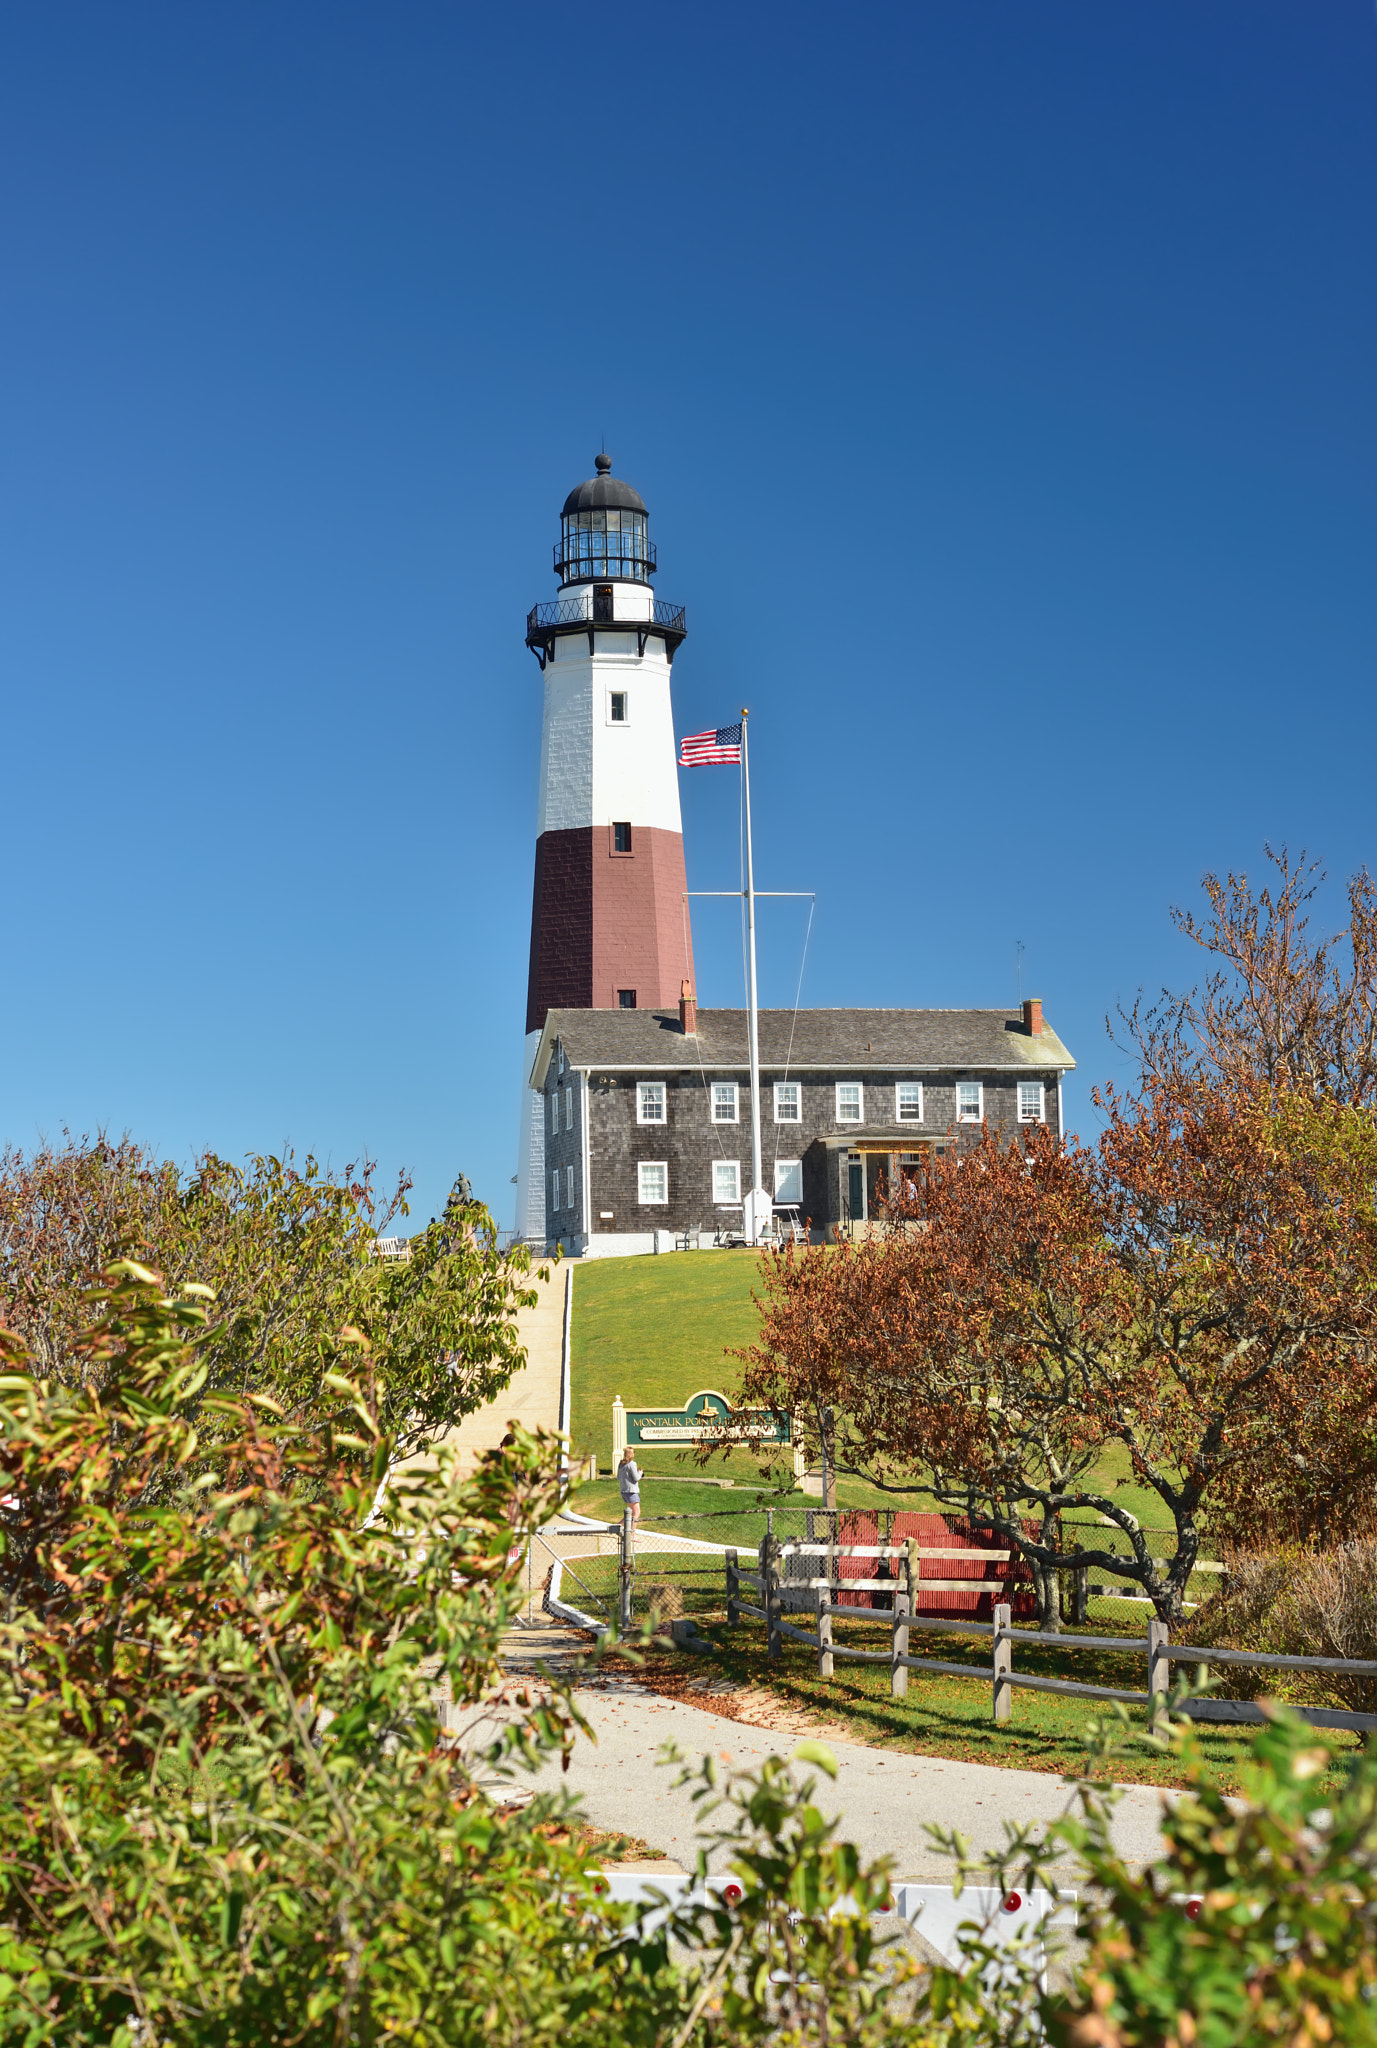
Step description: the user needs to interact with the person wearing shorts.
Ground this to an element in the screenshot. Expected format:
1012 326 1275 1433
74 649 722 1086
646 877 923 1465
618 1446 642 1526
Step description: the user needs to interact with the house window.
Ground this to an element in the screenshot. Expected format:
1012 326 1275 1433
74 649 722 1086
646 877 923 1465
551 1171 561 1211
638 1161 668 1205
896 1081 923 1122
774 1158 803 1205
609 690 627 723
1018 1080 1045 1124
551 1090 559 1134
711 1081 739 1123
957 1082 983 1123
566 1165 576 1208
713 1159 741 1204
565 1085 574 1128
637 1081 666 1123
613 821 632 853
618 989 637 1008
773 1080 801 1122
835 1082 863 1124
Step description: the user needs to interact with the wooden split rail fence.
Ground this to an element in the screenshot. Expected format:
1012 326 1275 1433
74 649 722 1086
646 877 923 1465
725 1538 1377 1737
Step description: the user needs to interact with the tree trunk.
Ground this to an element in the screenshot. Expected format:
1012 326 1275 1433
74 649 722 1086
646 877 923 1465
1036 1511 1062 1632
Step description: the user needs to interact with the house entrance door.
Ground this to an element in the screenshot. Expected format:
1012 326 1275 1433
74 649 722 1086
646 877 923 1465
847 1159 865 1223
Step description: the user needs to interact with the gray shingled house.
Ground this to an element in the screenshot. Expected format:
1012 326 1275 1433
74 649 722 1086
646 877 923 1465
527 993 1075 1257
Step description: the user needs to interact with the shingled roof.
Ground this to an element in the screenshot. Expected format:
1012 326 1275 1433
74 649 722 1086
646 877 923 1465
530 1007 1075 1088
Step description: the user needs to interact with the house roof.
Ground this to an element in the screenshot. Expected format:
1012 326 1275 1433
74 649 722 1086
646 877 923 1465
529 1007 1075 1089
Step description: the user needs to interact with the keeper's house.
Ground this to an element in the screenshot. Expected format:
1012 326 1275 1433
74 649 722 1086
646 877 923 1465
529 991 1075 1257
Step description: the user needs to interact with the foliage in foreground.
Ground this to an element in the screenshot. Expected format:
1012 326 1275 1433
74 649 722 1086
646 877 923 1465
2 1268 1376 2045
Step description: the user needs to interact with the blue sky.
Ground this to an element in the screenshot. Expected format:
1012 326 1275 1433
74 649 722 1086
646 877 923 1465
3 4 1375 1230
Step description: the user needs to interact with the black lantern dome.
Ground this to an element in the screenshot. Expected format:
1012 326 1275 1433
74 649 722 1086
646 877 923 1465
555 453 655 586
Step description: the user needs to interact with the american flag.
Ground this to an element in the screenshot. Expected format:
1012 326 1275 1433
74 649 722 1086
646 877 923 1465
678 723 743 766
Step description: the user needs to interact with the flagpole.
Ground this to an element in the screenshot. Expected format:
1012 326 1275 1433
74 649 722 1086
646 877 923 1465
741 707 765 1241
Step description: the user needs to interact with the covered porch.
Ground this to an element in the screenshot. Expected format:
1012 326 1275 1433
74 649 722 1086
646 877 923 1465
825 1135 952 1231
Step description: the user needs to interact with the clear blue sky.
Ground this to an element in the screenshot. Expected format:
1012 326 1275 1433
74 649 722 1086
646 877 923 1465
3 5 1375 1230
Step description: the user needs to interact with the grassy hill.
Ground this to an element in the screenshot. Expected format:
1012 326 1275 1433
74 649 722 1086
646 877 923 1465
570 1250 763 1474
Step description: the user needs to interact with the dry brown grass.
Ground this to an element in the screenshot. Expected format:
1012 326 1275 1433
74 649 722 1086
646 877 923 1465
1183 1540 1377 1713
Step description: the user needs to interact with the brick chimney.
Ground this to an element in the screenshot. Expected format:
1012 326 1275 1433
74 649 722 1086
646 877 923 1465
680 978 698 1035
1022 996 1043 1036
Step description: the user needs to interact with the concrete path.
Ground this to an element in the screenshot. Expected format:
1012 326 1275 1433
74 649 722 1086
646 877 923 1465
513 1678 1173 1883
439 1263 569 1476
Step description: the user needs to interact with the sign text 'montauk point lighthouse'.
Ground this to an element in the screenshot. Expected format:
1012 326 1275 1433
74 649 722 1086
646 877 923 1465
515 455 695 1240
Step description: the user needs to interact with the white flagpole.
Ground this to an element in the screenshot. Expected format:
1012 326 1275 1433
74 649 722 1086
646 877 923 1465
741 708 768 1243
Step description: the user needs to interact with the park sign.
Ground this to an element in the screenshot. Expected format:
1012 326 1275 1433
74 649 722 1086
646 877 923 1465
612 1388 795 1459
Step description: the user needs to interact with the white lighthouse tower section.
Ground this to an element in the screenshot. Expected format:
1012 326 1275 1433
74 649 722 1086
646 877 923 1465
515 632 684 1244
516 1033 545 1241
536 637 683 838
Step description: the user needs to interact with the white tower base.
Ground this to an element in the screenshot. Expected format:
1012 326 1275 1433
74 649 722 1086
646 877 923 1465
515 1028 546 1243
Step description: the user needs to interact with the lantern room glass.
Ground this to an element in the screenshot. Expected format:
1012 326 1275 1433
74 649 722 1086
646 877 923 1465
557 507 654 585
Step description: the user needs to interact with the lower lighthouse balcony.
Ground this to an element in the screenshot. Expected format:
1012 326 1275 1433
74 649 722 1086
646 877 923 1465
525 590 687 668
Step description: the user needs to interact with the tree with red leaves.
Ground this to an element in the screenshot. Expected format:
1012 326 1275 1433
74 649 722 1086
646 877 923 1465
736 1081 1377 1624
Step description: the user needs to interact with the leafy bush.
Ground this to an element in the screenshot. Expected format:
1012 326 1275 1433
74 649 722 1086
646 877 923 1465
4 1260 1376 2046
0 1134 541 1472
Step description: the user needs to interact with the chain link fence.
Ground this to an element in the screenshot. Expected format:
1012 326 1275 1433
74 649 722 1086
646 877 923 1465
535 1502 1223 1638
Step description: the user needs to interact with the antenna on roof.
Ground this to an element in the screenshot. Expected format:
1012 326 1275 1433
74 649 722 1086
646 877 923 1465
1015 939 1025 1004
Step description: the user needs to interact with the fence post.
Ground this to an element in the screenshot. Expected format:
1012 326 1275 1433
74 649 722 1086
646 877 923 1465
726 1548 740 1628
905 1536 919 1612
760 1532 782 1661
1070 1562 1087 1625
817 1580 833 1679
620 1507 634 1632
1148 1617 1170 1726
993 1601 1012 1722
891 1589 910 1698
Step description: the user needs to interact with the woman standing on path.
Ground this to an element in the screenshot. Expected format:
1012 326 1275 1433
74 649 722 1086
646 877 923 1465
618 1446 642 1527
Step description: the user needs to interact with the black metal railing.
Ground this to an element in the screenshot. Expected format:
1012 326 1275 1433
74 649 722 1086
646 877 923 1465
554 539 656 584
526 596 687 635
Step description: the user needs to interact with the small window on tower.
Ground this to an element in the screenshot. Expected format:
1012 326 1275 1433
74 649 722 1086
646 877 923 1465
609 691 627 723
619 989 637 1009
613 822 632 853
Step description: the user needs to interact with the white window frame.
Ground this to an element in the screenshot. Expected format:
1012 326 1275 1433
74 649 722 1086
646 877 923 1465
637 1081 666 1124
566 1164 576 1208
551 1170 561 1211
773 1080 801 1123
712 1159 742 1205
774 1158 803 1205
1018 1079 1046 1125
606 687 630 726
565 1084 573 1128
637 1161 668 1205
895 1081 924 1123
711 1081 739 1124
835 1081 863 1125
956 1081 984 1124
551 1089 559 1135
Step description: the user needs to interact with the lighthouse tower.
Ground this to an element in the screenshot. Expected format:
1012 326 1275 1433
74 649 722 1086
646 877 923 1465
515 454 695 1239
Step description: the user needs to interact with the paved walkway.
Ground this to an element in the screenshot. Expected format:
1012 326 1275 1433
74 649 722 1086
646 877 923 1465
438 1262 569 1477
512 1678 1173 1883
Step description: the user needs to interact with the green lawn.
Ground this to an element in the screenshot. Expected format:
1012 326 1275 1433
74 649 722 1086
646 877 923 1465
570 1251 772 1479
609 1633 1362 1799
